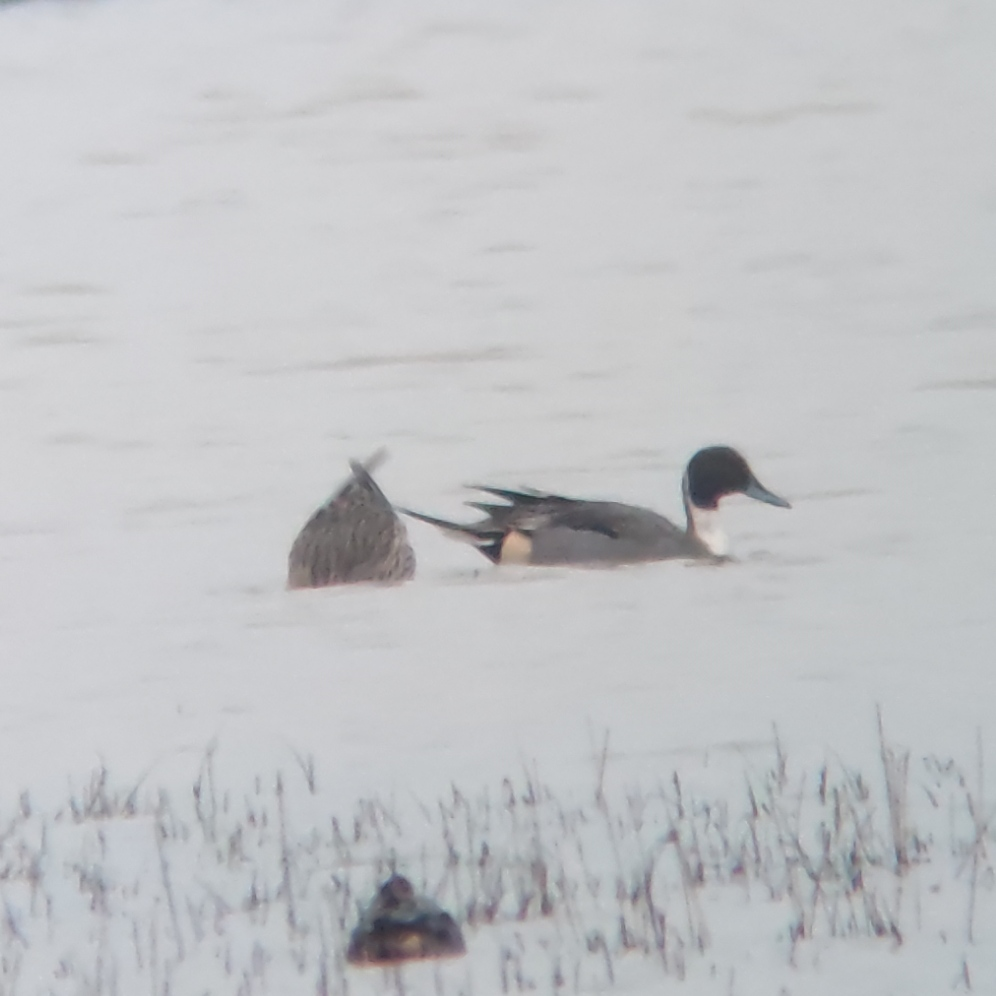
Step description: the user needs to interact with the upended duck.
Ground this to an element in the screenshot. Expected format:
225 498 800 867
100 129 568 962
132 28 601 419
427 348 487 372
401 445 790 567
288 450 416 587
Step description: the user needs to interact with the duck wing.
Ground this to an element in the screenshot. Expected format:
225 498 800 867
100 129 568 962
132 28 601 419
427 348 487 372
469 488 653 541
402 487 694 566
468 489 691 564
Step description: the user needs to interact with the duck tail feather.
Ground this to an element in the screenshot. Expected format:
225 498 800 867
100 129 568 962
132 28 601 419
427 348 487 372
399 507 505 564
468 484 548 505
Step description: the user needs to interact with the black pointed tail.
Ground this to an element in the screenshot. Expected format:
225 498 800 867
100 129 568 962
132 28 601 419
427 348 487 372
399 508 505 564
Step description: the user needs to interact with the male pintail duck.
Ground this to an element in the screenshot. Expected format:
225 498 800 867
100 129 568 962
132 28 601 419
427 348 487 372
346 874 466 965
401 445 790 567
288 450 416 587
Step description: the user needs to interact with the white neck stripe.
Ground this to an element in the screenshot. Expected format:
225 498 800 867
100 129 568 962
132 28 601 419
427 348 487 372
689 506 728 557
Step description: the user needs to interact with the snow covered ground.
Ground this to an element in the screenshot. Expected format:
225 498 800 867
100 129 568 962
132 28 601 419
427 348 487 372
0 0 994 992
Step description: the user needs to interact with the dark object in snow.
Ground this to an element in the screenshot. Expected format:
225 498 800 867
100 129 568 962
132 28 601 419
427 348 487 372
288 449 416 587
346 874 466 965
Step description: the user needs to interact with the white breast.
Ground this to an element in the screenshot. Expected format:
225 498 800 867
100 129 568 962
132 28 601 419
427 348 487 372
689 507 729 557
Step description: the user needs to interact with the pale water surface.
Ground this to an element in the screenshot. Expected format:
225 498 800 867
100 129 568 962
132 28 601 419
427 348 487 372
0 0 994 926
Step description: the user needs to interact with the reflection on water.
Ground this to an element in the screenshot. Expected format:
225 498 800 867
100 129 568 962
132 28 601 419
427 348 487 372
0 0 993 805
689 99 877 126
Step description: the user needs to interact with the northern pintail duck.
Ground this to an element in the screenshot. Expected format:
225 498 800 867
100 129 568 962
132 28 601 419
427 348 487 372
401 445 789 566
347 874 466 965
287 450 416 587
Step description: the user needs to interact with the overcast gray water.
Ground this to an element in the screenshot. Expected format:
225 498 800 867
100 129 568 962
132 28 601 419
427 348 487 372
0 0 994 810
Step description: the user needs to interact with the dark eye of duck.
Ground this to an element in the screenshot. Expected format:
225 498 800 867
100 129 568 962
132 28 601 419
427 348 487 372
685 446 751 509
